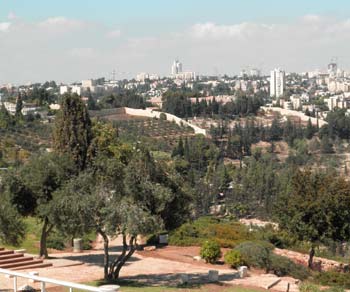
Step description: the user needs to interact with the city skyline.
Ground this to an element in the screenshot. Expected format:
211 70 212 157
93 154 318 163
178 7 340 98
1 0 350 83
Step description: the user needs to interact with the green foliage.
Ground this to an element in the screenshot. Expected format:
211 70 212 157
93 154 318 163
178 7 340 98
233 241 273 270
0 197 25 246
46 232 65 250
300 283 322 292
269 254 310 280
224 250 243 268
314 271 350 289
200 240 222 264
169 217 253 247
53 93 92 170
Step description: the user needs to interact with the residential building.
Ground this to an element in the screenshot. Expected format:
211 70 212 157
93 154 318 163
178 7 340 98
270 68 285 98
171 59 182 75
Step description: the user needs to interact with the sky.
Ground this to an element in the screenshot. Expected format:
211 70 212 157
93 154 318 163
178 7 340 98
1 0 350 84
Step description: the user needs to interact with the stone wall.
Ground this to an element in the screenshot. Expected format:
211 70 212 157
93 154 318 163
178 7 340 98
124 107 207 136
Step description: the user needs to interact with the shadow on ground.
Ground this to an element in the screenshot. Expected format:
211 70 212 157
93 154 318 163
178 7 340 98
120 272 239 287
55 253 140 267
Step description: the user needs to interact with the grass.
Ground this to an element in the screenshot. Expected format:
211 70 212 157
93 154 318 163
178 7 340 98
2 217 96 254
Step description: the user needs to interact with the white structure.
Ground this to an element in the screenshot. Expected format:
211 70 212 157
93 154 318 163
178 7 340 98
175 71 196 81
171 59 183 75
270 68 285 98
3 102 38 116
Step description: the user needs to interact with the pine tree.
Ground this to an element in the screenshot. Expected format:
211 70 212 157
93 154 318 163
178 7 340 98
53 93 92 170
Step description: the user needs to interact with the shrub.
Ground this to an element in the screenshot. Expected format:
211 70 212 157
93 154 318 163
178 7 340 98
168 216 253 247
224 250 243 268
314 271 350 289
300 283 321 292
270 254 310 280
200 240 221 264
159 113 167 120
234 241 272 270
47 233 65 250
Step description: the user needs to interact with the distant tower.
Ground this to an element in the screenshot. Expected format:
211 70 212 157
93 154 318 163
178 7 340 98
270 68 285 98
328 59 337 76
171 59 182 75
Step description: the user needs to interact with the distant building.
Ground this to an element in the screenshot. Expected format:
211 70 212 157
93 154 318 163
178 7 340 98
270 68 285 98
171 59 183 75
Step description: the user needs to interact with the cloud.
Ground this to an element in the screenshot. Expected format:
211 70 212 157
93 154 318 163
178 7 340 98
38 17 87 32
2 14 350 83
0 22 11 32
189 22 272 39
106 29 121 39
69 47 95 58
7 12 17 20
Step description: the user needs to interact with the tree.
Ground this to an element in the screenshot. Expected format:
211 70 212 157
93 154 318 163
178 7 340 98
0 105 13 129
3 153 76 258
15 93 23 119
320 135 334 154
276 170 350 268
0 196 25 246
305 119 315 139
54 146 190 280
53 93 92 170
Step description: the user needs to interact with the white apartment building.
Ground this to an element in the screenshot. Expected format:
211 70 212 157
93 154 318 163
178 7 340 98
171 59 183 75
270 68 285 98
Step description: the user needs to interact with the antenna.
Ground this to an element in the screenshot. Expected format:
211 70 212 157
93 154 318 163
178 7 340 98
111 69 116 81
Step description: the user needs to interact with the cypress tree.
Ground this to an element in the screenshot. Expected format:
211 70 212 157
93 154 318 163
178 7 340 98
53 93 92 170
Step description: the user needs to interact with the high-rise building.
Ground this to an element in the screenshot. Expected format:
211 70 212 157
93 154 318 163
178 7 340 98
171 59 182 75
270 68 285 98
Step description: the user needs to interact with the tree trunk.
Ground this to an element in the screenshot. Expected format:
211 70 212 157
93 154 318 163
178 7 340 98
308 246 315 269
110 235 137 280
39 217 53 259
98 229 109 280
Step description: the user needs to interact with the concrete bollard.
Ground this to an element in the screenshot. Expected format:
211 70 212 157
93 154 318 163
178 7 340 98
73 238 83 253
99 284 120 292
208 270 219 282
238 266 248 278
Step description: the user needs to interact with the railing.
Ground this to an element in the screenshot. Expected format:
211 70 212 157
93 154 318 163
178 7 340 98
0 268 120 292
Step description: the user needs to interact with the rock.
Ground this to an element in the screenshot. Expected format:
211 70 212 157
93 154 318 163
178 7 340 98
99 284 120 292
208 270 219 282
19 285 36 292
144 245 156 251
159 234 168 244
193 256 202 261
238 266 248 278
180 273 189 284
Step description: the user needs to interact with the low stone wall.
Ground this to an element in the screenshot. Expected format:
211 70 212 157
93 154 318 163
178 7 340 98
124 107 207 136
261 106 328 127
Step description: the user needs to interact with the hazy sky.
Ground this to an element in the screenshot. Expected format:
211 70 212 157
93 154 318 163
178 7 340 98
1 0 350 84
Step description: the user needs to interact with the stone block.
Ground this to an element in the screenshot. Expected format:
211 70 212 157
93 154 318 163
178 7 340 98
238 266 248 278
208 270 219 282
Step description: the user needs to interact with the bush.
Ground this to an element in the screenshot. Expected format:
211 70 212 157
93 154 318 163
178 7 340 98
314 271 350 289
234 241 273 271
47 233 65 250
159 113 167 120
224 250 243 268
200 240 221 264
270 254 310 280
169 216 253 247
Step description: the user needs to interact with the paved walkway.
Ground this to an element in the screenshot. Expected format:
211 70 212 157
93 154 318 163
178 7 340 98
0 237 300 291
